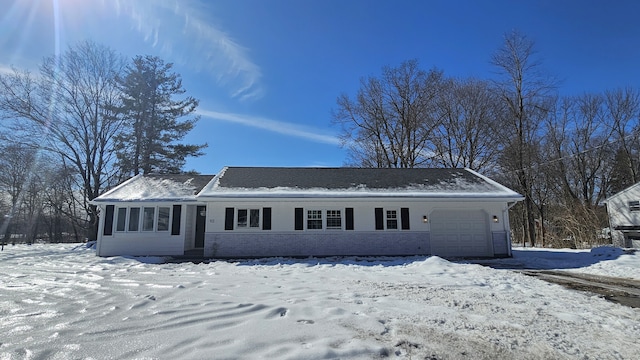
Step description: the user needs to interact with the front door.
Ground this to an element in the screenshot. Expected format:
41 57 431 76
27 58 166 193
195 205 206 248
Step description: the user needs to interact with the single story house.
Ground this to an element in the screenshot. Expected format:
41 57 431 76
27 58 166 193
92 167 524 258
605 182 640 248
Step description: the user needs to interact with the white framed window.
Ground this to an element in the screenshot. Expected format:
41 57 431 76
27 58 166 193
326 210 342 229
237 209 248 227
250 209 260 227
386 210 398 230
296 208 352 231
116 207 127 232
114 206 173 233
128 207 140 231
142 207 155 231
307 210 323 229
630 201 640 212
237 208 260 229
157 207 170 231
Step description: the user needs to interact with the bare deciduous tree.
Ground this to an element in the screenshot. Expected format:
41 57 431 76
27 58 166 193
539 94 613 246
491 30 556 246
546 94 613 206
0 41 126 241
333 59 443 168
605 87 640 193
0 144 37 245
432 77 503 173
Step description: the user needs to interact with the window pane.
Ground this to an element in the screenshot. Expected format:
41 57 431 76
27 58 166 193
103 205 114 236
326 210 341 229
237 209 248 227
262 207 272 230
116 208 127 232
225 207 235 230
250 209 260 228
171 205 182 235
307 210 322 229
345 208 354 230
295 208 304 230
386 210 398 229
143 207 155 231
128 207 140 231
157 207 170 231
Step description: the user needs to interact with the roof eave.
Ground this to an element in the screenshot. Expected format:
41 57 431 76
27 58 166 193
90 197 199 204
197 192 525 200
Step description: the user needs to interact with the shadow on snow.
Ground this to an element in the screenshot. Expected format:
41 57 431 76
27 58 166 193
469 246 636 270
163 246 635 270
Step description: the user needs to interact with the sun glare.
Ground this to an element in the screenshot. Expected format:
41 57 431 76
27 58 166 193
3 0 263 101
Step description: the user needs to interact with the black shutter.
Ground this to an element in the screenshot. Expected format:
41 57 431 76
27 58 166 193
295 208 304 230
345 207 354 230
375 208 384 230
225 207 234 230
401 207 410 230
171 205 182 235
263 207 272 230
103 205 114 236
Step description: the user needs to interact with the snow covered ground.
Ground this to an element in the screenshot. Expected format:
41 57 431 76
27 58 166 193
1 244 639 359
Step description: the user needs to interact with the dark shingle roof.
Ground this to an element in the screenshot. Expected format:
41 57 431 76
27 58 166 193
216 167 480 189
200 167 522 199
94 167 523 202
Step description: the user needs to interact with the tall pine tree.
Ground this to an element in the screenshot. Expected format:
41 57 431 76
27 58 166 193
116 55 206 176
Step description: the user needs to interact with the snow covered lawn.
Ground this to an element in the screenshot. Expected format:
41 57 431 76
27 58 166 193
1 244 639 359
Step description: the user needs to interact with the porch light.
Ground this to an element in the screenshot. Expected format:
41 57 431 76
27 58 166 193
422 215 428 223
492 215 499 223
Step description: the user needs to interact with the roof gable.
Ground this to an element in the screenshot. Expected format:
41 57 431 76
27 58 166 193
200 167 523 199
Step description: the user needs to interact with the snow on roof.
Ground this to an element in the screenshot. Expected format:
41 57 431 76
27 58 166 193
93 174 215 202
92 168 523 202
199 167 523 200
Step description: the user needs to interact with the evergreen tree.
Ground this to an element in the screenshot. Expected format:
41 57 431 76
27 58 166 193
609 146 637 195
116 55 206 175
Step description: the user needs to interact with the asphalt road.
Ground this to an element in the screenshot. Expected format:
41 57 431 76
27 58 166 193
518 270 640 308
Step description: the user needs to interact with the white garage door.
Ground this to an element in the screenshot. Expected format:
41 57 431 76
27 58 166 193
430 209 492 257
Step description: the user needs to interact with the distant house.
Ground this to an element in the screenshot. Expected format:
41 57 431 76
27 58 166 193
92 167 524 258
605 182 640 248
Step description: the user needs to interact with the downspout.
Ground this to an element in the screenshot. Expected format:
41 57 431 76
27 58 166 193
95 204 104 256
504 201 519 257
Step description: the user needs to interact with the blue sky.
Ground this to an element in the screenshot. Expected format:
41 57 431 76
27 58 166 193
2 0 640 174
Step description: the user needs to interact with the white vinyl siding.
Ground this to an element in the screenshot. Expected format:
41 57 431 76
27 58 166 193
202 199 511 258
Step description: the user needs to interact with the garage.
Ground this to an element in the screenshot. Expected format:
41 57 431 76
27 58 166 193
430 209 492 257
